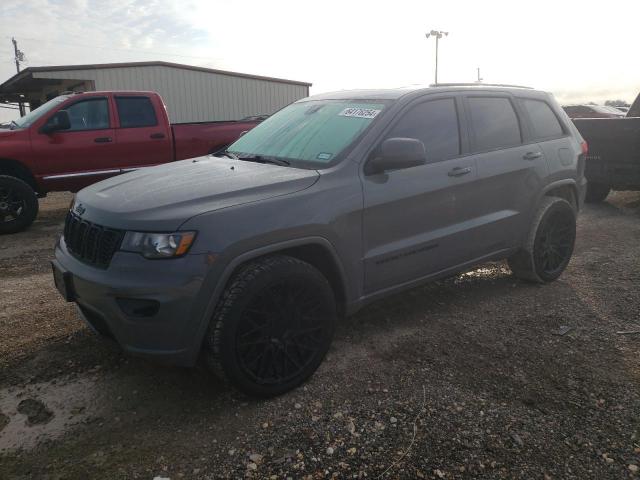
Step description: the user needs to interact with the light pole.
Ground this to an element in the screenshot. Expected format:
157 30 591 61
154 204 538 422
425 30 448 85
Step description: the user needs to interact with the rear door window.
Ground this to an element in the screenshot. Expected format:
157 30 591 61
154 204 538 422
522 99 564 139
66 98 110 131
115 96 158 128
467 97 521 151
385 98 460 163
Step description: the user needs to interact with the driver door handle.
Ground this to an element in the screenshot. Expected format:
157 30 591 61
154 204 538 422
448 166 472 177
94 137 112 143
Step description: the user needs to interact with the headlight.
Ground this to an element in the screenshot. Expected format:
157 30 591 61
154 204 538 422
121 231 197 259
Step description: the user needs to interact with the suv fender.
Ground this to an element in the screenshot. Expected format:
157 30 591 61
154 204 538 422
537 179 580 211
189 236 350 364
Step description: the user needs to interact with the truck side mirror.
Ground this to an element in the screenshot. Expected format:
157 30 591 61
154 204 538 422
40 110 71 134
365 137 427 175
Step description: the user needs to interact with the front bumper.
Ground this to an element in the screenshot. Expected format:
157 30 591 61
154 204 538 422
54 237 214 366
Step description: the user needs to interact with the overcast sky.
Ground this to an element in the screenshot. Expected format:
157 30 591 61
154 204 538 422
1 0 638 122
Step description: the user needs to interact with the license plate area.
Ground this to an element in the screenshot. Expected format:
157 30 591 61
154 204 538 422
51 260 76 302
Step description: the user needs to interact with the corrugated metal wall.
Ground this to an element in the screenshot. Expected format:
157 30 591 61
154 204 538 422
33 65 309 123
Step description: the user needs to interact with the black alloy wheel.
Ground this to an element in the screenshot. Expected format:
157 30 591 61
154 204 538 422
236 279 329 386
0 175 39 234
206 255 336 397
533 208 576 279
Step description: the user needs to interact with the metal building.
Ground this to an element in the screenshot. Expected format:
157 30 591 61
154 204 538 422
0 61 311 123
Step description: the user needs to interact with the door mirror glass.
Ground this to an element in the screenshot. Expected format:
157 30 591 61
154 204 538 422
365 137 427 175
40 110 71 134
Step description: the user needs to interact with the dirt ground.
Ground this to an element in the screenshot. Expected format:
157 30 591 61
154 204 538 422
1 191 639 480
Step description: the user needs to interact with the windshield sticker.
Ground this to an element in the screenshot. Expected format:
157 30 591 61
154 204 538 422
338 107 381 119
317 152 333 160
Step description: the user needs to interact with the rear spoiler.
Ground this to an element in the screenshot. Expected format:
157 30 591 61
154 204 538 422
628 92 640 117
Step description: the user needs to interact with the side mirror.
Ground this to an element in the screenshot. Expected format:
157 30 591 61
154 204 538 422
40 110 71 134
365 137 427 175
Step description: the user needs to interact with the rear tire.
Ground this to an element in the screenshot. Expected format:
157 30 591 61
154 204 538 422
508 197 576 283
204 255 336 397
585 182 610 203
0 175 39 234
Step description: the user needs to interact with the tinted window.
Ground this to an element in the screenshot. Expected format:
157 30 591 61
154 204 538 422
116 97 158 128
66 98 109 131
468 97 521 151
522 99 564 139
386 98 460 163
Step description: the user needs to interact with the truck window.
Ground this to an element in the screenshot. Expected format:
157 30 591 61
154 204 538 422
385 98 460 163
116 97 158 128
66 98 110 131
522 99 564 139
468 97 521 151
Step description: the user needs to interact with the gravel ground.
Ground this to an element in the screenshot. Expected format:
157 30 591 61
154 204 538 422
1 191 639 479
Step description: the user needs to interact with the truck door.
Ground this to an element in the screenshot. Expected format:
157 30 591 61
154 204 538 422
361 96 478 294
112 95 172 171
31 96 119 192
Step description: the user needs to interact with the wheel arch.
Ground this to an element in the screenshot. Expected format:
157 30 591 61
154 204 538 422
540 180 579 211
219 238 349 315
0 158 39 193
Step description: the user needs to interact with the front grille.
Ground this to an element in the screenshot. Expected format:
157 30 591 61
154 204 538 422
63 212 124 268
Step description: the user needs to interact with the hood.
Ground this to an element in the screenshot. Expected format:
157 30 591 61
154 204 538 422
74 156 319 231
0 129 22 138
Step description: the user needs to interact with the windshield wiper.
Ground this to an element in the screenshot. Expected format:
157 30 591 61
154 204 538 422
235 154 290 167
214 149 238 159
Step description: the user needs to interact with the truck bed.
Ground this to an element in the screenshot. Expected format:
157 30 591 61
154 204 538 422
172 120 261 161
573 117 640 189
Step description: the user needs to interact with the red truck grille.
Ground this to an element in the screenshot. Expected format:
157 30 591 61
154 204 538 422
63 212 124 268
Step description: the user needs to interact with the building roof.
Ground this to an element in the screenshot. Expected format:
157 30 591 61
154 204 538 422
0 60 311 102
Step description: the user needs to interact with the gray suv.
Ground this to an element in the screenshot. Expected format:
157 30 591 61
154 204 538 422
53 84 587 396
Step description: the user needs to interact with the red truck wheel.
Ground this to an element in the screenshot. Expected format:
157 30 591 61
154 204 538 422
0 175 39 234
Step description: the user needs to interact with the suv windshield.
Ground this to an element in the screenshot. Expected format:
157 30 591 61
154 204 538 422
227 100 388 167
10 95 70 129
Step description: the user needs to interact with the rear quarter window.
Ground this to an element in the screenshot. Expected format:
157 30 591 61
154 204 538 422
522 99 564 139
467 97 521 151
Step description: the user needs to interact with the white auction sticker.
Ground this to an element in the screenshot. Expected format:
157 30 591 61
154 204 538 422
338 107 381 119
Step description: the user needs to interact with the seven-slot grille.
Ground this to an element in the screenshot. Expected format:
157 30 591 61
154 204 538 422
63 212 124 268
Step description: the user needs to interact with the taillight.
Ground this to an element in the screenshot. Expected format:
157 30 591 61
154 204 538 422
580 141 588 155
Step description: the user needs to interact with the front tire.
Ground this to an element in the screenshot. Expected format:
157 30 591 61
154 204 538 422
508 197 576 283
205 255 336 397
585 182 610 203
0 175 39 234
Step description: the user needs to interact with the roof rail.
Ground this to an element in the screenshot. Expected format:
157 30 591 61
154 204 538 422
429 83 533 89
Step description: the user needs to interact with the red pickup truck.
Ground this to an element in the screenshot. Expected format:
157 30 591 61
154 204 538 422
0 91 261 233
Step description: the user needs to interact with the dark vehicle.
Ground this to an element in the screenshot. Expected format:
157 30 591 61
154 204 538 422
0 91 261 234
572 92 640 202
53 84 586 397
563 104 625 119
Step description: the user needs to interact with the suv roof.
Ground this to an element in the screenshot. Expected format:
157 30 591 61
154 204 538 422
306 84 543 102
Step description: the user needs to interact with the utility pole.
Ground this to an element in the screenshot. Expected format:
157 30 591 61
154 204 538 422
476 67 483 83
425 30 448 85
11 37 26 116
